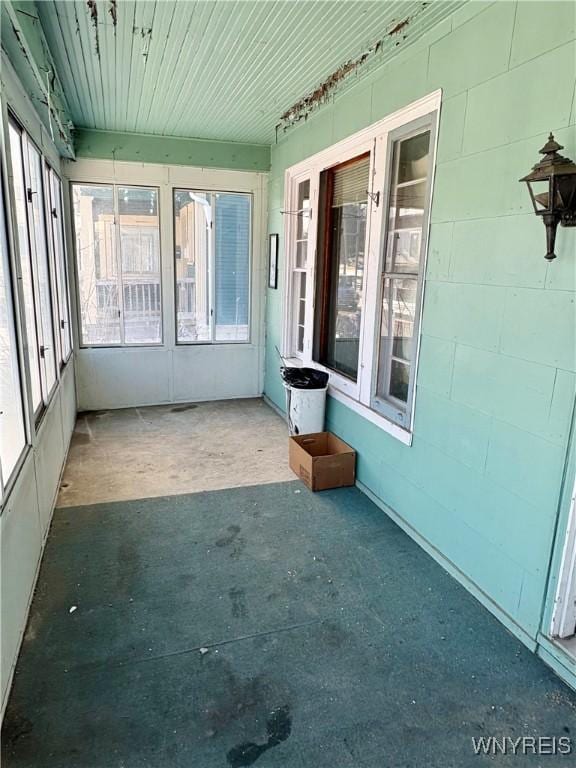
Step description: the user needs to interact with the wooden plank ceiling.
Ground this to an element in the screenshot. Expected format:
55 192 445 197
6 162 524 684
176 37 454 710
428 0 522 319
35 0 462 144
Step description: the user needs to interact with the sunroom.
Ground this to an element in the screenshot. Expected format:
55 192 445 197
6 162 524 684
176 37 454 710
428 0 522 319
1 1 576 765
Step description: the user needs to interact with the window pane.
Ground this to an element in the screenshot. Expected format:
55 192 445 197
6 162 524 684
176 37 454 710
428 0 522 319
316 154 369 380
9 124 42 412
376 277 417 406
295 179 310 268
397 132 430 184
389 359 411 403
214 193 250 342
72 185 120 345
375 126 432 421
118 187 161 344
174 190 211 342
293 270 306 354
385 132 430 274
49 171 72 361
27 142 57 397
1 177 26 486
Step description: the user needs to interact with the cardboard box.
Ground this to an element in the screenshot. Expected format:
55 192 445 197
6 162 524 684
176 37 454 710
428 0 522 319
289 432 356 491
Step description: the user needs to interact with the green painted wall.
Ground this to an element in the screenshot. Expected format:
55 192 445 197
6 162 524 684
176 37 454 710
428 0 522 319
264 0 576 664
74 129 270 172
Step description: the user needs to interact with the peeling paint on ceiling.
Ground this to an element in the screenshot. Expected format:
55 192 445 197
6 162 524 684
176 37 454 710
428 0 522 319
276 3 432 134
32 0 463 145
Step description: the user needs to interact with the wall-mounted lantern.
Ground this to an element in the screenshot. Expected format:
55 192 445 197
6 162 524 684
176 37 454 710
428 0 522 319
520 133 576 260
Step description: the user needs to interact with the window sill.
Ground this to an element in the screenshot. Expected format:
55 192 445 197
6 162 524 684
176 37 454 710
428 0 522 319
282 357 412 446
327 386 413 446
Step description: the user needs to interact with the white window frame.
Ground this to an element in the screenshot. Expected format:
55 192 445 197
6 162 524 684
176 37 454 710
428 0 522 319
551 478 576 639
70 182 163 348
282 90 441 446
173 188 253 346
0 163 28 502
8 115 59 414
286 174 313 356
45 164 73 367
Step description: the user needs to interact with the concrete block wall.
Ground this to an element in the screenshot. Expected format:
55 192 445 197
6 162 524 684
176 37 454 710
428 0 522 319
264 1 576 664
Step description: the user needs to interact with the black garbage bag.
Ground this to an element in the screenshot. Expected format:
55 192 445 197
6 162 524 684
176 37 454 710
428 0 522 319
281 366 329 390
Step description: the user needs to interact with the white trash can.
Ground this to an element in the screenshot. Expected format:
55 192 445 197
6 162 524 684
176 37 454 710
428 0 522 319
284 383 327 436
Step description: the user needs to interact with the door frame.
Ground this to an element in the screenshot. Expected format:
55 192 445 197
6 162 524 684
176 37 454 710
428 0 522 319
551 477 576 638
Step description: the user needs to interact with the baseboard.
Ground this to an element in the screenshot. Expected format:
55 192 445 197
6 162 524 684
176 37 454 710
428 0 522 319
263 394 286 419
536 635 576 692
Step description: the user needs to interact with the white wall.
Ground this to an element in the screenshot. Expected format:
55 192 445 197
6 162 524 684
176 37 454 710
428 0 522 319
62 158 268 411
0 363 76 714
0 54 77 717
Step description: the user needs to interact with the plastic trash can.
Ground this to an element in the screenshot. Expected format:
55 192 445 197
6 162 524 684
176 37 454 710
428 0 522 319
281 366 329 436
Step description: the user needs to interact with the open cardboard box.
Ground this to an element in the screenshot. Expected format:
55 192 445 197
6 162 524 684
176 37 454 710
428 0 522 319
289 432 356 491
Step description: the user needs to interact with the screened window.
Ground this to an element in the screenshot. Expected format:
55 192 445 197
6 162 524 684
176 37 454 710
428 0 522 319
290 179 310 355
1 172 26 496
373 128 432 426
8 120 54 413
283 97 438 440
314 154 369 380
72 184 161 346
27 142 57 397
174 190 251 343
46 167 72 363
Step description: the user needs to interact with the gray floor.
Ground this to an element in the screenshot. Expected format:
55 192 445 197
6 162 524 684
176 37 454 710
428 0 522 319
57 398 294 508
3 481 576 767
559 636 576 658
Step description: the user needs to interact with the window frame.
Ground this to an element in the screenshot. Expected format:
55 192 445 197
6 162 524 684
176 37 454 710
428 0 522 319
70 181 163 349
314 151 372 384
286 175 313 357
0 160 28 503
370 115 437 428
45 163 73 367
172 187 253 346
282 91 441 445
25 136 59 403
8 115 58 416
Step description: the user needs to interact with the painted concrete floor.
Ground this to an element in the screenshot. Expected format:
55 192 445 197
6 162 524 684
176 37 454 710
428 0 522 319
559 636 576 658
57 398 294 507
3 481 576 767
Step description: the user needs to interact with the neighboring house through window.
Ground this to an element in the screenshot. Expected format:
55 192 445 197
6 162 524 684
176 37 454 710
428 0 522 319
174 190 251 344
71 184 162 346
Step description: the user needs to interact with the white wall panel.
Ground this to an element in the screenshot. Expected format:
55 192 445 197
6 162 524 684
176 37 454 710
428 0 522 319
34 391 66 536
0 361 76 715
0 458 42 713
172 345 261 403
76 348 172 410
60 362 77 442
63 159 268 412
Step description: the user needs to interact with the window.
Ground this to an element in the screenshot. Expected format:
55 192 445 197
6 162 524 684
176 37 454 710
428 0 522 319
9 120 57 413
27 141 57 397
1 171 27 497
283 93 439 440
373 129 432 426
71 184 161 346
174 190 251 343
46 167 72 364
288 179 311 355
315 155 370 380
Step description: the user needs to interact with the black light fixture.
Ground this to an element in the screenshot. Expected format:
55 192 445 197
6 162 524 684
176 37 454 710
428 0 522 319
520 133 576 260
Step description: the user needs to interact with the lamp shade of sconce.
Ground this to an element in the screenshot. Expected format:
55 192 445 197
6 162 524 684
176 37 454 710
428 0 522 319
520 134 576 260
